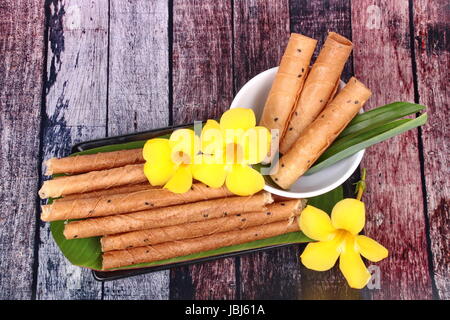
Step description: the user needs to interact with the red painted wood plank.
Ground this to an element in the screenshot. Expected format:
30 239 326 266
351 0 433 299
290 0 361 299
169 0 236 299
0 0 45 299
233 0 304 299
413 0 449 299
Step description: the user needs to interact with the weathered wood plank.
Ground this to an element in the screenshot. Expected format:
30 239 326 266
169 0 235 299
290 0 360 299
103 0 170 300
37 0 108 299
0 0 45 300
351 0 433 299
413 0 449 299
233 0 303 300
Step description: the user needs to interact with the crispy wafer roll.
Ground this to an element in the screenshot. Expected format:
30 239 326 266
102 217 301 270
280 32 353 154
259 33 317 146
100 200 305 252
38 164 146 199
271 77 372 189
41 183 234 222
45 148 144 175
55 183 155 202
63 192 273 239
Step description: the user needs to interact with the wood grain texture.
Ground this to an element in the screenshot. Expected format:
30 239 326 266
37 0 108 299
290 0 360 299
233 0 303 300
108 0 169 136
412 0 449 299
0 0 45 300
171 0 233 125
104 0 170 300
290 0 353 81
351 0 433 299
169 0 236 299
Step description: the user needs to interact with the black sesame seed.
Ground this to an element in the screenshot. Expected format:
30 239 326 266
281 164 285 167
266 212 272 215
297 48 301 53
107 199 111 203
274 178 278 181
320 99 323 103
74 235 78 238
281 203 286 206
274 117 279 122
145 202 150 205
289 127 293 131
301 68 305 72
354 100 359 104
237 214 241 217
295 112 298 116
298 74 302 78
241 218 246 222
203 214 208 218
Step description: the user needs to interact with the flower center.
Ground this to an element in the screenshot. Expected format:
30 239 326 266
172 150 191 165
226 143 244 164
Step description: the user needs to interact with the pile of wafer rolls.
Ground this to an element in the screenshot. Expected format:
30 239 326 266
39 151 306 270
260 31 372 189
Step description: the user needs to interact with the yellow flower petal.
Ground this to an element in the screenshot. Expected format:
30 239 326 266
299 205 337 241
331 198 365 235
239 126 272 164
200 120 224 155
220 108 256 131
142 138 172 163
225 164 264 196
192 155 227 188
356 235 388 262
143 161 176 186
300 234 343 271
169 129 200 163
339 234 371 289
163 165 193 193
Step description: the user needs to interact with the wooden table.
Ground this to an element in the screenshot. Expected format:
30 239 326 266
0 0 448 300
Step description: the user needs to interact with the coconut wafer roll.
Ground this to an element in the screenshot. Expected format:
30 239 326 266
102 216 301 270
271 77 372 189
100 200 305 252
41 183 234 222
55 183 155 202
280 32 353 154
38 164 147 199
259 33 317 146
63 192 273 239
45 148 144 175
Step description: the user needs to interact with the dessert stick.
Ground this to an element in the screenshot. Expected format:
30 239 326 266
45 148 144 175
100 200 304 251
63 192 273 239
38 164 147 199
280 32 353 154
102 217 301 269
41 183 234 222
271 77 372 189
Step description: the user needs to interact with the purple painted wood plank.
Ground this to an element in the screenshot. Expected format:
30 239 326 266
413 0 449 299
351 0 433 299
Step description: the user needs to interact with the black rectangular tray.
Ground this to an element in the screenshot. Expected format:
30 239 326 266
72 124 358 281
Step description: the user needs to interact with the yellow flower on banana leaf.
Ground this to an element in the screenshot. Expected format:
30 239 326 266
193 108 271 196
299 198 388 289
142 128 199 193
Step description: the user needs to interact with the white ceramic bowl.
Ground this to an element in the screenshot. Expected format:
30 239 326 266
230 67 364 198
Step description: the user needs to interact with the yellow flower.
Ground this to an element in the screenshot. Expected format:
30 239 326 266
299 199 388 289
192 108 271 196
143 129 199 193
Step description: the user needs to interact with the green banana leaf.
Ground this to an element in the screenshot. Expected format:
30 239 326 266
50 142 344 271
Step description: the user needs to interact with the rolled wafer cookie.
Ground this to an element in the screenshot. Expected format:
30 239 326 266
259 33 317 150
45 148 144 175
271 77 372 189
38 164 147 199
55 183 155 202
102 217 301 270
63 192 273 239
100 199 305 251
280 32 353 154
41 183 234 222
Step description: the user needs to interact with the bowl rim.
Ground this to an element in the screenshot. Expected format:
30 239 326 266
230 66 365 199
